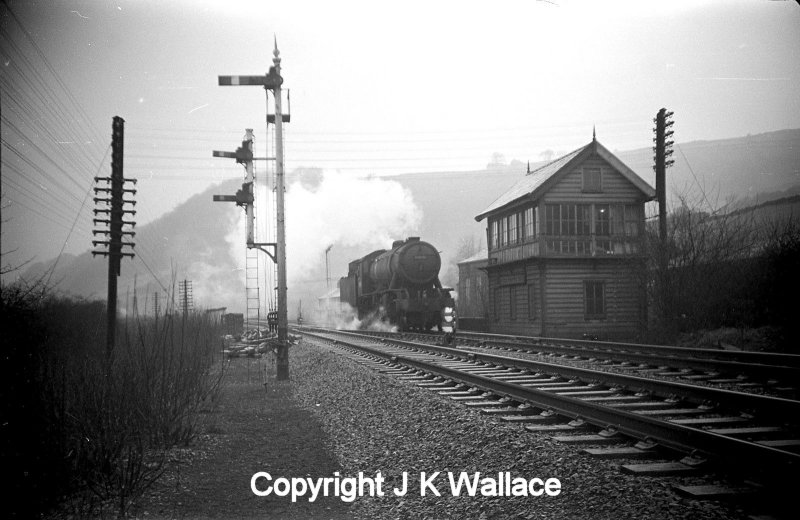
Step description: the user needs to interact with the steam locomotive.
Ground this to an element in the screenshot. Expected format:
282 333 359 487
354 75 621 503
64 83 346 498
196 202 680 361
339 237 455 331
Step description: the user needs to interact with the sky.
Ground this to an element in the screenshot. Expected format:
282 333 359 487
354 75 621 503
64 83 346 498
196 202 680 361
2 0 799 285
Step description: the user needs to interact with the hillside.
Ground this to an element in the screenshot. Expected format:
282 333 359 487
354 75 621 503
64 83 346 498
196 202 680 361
22 181 246 313
615 128 800 206
22 129 800 317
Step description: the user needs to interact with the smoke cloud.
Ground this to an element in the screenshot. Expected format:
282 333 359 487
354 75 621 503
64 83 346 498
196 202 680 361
221 170 421 318
285 170 421 285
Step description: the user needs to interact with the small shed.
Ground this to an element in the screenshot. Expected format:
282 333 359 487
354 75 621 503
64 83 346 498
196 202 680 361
456 249 489 330
316 287 346 326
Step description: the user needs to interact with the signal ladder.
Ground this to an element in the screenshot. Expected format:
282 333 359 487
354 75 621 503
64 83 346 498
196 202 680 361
245 247 260 331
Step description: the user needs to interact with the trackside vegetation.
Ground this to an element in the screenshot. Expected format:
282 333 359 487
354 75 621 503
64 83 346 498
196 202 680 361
1 283 225 517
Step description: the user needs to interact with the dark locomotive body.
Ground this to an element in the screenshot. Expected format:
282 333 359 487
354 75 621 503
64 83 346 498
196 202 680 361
339 237 455 331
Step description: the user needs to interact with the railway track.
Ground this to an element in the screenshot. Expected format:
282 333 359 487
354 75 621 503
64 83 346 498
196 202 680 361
314 327 800 398
298 326 799 506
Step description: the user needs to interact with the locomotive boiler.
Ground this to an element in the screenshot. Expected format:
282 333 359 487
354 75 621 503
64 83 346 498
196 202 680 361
339 237 455 331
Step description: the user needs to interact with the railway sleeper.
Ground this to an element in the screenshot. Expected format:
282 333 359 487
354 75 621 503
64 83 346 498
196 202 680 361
480 406 529 415
493 403 539 417
417 379 455 388
673 484 761 501
463 398 515 408
552 433 626 445
636 407 713 417
582 446 661 459
668 416 750 426
436 388 480 397
620 461 700 477
607 400 678 409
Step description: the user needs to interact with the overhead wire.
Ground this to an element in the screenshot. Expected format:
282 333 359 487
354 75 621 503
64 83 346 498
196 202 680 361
1 0 120 279
675 143 715 213
0 174 91 231
0 35 104 172
45 144 111 286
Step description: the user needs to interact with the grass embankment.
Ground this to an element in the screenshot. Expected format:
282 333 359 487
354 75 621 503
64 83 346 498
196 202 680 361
131 353 351 519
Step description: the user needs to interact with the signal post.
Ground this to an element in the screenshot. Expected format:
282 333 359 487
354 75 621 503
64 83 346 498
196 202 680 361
217 41 290 380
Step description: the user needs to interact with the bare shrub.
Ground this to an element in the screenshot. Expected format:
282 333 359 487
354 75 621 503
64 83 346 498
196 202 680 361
2 282 225 517
646 193 800 349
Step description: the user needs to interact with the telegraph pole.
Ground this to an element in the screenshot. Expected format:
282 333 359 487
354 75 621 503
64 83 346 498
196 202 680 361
179 279 193 315
92 116 136 360
217 39 290 380
325 244 333 289
653 108 674 242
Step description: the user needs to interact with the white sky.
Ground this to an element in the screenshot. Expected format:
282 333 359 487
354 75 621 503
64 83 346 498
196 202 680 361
2 0 799 274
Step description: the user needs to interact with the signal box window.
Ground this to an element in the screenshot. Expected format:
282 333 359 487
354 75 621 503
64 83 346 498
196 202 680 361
583 167 601 192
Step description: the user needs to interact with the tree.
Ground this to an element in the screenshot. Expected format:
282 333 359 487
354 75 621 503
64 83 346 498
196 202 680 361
455 234 479 263
486 152 507 170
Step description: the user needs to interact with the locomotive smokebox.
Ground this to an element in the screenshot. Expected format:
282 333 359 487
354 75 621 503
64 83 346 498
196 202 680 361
370 237 441 287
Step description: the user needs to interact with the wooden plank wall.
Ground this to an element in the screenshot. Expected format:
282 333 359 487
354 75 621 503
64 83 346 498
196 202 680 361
543 156 644 203
489 259 645 340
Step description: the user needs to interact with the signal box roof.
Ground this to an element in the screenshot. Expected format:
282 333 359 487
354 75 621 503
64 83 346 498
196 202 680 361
475 139 655 222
